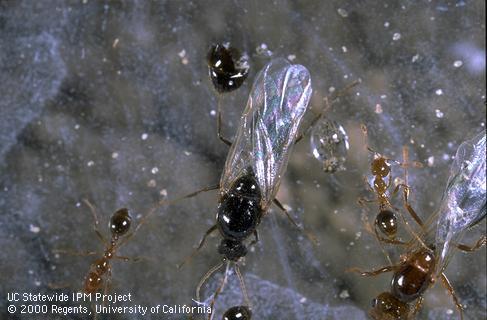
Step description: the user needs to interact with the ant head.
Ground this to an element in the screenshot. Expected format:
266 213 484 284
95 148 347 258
369 292 409 320
223 305 252 320
110 208 132 236
371 157 390 177
218 239 247 261
375 210 397 237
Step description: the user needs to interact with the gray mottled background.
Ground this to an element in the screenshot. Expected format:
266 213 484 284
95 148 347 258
0 1 485 319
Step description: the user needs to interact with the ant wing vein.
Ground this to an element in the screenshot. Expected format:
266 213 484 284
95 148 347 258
435 131 486 270
221 58 312 210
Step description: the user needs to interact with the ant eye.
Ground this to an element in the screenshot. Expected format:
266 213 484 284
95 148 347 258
371 298 379 308
110 208 132 236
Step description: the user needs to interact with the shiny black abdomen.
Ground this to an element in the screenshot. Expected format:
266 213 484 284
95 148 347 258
217 172 263 241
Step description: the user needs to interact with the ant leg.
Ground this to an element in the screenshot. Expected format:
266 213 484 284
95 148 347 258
234 263 251 308
175 184 220 202
455 235 486 252
52 249 99 257
440 272 464 320
357 197 377 208
177 225 218 269
83 199 107 244
411 296 424 317
273 198 319 245
217 97 232 147
195 261 225 303
346 265 397 277
248 230 259 248
207 262 230 320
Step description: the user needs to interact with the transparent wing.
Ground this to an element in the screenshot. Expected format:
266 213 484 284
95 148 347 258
435 131 486 271
220 58 312 210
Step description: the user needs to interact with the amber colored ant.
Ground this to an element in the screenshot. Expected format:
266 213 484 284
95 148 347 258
349 234 486 320
358 125 424 248
53 199 154 294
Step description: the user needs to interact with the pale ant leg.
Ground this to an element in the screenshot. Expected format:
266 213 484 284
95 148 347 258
440 272 464 320
248 230 259 248
52 249 99 257
175 184 220 202
195 261 225 303
357 197 377 207
114 255 143 263
206 262 231 320
454 235 486 252
346 265 397 277
83 199 107 244
273 198 319 245
234 263 251 309
295 80 360 144
177 225 219 269
217 97 233 147
411 296 424 317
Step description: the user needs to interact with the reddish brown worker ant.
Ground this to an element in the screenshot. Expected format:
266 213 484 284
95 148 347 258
350 132 487 319
358 125 423 249
53 199 156 294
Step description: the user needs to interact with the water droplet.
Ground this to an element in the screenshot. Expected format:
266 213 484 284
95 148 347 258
310 118 349 173
337 8 348 17
453 60 463 68
392 33 401 41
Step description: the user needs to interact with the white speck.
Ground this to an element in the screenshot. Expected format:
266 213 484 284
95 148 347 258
442 153 450 161
184 150 191 156
74 124 80 130
380 94 387 99
141 133 148 140
384 21 390 28
375 104 383 114
147 179 156 187
160 189 168 197
328 86 336 93
411 54 420 63
210 110 216 117
28 269 34 275
392 33 401 41
342 46 348 53
300 297 307 303
112 38 119 48
178 49 186 58
453 60 463 68
435 89 444 96
287 54 296 61
111 152 119 159
29 224 41 233
87 160 95 167
75 202 81 207
337 8 348 17
435 109 444 118
339 290 350 299
446 309 454 315
355 231 362 239
34 280 41 286
151 167 159 174
256 43 273 56
340 228 346 233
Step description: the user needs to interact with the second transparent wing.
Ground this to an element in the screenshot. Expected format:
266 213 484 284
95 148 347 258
220 58 312 210
435 131 486 271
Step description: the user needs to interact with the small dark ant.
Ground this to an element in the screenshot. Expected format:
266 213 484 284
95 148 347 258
358 125 423 248
222 305 252 320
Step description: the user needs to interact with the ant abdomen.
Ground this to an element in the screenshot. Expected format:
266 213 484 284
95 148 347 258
375 210 398 237
391 250 435 302
223 305 252 320
109 208 132 236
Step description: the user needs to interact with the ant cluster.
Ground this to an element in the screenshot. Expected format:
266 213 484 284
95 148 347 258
53 42 485 320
